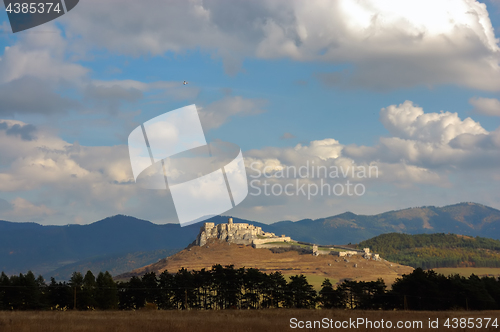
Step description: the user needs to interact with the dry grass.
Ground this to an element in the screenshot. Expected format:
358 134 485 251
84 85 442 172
0 310 499 332
118 240 413 286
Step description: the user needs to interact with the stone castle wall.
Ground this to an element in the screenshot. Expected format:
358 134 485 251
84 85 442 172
196 218 289 247
252 236 291 248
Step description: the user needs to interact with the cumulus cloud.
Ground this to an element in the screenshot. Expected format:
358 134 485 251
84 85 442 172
336 101 492 168
469 96 500 116
0 118 195 225
57 0 500 90
345 101 500 170
0 119 134 221
247 100 500 190
380 100 488 144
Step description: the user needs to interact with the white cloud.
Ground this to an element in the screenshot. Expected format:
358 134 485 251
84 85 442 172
245 139 445 188
1 99 499 224
57 0 500 90
348 101 499 169
293 139 344 161
0 27 87 116
380 100 488 144
0 28 88 85
0 120 130 221
247 100 499 190
0 118 201 225
0 24 199 116
469 96 500 116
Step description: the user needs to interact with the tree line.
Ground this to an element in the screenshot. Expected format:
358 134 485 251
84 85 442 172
1 266 500 311
358 233 500 269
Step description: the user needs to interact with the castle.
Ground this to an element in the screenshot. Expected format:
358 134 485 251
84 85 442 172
195 217 380 260
195 217 291 247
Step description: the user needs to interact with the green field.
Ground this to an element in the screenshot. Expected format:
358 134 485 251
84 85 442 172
431 267 500 277
282 273 336 290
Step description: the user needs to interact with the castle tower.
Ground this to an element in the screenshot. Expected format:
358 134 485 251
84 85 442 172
312 245 319 256
228 217 233 224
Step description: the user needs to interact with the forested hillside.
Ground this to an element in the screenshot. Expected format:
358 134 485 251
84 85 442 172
358 233 500 269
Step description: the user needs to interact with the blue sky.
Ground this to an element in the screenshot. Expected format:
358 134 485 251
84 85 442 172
0 0 500 225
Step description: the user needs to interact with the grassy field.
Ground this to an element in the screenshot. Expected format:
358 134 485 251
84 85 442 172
1 310 499 332
432 267 500 277
282 273 338 290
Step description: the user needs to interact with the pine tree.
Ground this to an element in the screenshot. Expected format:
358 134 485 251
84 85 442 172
81 271 97 310
95 272 118 310
286 275 316 309
318 279 336 308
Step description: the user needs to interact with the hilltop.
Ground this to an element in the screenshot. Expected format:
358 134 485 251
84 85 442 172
117 239 413 287
117 217 412 287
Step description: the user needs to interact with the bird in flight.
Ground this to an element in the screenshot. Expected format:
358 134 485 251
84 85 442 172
183 81 188 85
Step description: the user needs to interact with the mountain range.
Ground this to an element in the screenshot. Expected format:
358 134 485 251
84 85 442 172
1 202 499 279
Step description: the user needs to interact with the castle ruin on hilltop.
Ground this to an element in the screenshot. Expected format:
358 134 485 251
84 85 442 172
195 217 380 260
196 217 291 247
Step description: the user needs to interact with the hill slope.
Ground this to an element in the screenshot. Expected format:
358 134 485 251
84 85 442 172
118 239 413 286
47 248 181 281
358 233 500 269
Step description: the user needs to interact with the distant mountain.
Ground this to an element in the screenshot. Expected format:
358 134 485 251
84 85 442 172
265 202 500 245
0 215 201 278
1 202 499 279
